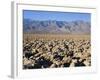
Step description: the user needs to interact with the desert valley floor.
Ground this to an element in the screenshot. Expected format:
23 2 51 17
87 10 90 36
23 34 91 69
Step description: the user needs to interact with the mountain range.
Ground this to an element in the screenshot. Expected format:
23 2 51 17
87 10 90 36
23 19 91 34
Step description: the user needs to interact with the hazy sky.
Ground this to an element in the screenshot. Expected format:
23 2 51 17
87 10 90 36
23 10 91 22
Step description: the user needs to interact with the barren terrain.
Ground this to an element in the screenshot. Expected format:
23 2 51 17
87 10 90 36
23 34 91 69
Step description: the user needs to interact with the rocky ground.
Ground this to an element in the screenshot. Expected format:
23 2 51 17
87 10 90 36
23 36 91 69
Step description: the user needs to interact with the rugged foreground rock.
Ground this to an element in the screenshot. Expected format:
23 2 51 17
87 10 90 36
23 38 91 69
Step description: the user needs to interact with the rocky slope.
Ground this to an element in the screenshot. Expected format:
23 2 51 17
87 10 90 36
23 19 91 34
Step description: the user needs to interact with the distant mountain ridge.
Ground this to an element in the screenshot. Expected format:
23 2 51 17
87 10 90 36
23 19 91 34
